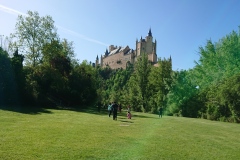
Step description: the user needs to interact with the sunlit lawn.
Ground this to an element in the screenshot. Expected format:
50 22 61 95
0 107 240 159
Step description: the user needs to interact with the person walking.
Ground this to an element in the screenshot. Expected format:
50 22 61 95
112 102 118 120
127 111 131 119
159 107 163 118
108 103 112 117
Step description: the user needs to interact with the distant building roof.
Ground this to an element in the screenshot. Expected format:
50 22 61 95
109 46 129 56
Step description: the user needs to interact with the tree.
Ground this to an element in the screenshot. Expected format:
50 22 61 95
127 53 151 111
166 70 201 117
29 39 74 106
10 11 58 67
0 47 18 105
190 29 240 120
42 39 72 76
11 48 25 105
69 60 98 106
148 57 172 113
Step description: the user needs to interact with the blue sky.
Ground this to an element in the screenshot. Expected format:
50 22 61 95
1 0 240 70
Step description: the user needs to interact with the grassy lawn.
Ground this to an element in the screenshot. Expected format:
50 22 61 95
0 108 240 160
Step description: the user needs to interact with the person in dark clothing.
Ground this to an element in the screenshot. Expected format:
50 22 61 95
112 102 118 120
159 107 163 118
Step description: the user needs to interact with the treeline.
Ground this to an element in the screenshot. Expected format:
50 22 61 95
1 11 240 123
166 30 240 123
0 11 98 108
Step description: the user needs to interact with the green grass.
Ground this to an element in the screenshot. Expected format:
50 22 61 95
0 108 240 160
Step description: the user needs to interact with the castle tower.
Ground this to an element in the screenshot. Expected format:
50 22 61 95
105 48 109 56
136 29 157 63
145 28 153 54
100 55 103 67
95 55 99 66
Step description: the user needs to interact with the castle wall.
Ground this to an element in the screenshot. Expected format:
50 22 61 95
148 53 157 63
136 42 141 56
102 52 132 69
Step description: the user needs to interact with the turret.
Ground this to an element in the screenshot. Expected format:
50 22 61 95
105 48 109 56
100 55 103 67
95 55 99 66
148 28 152 37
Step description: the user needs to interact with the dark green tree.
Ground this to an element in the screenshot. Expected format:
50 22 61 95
10 48 25 105
148 57 172 113
0 47 18 105
126 53 151 112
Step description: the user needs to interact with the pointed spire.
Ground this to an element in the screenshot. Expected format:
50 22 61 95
105 48 109 56
140 36 142 40
96 55 99 60
148 28 152 37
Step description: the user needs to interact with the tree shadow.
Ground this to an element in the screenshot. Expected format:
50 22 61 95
65 105 116 117
119 120 134 123
133 114 157 119
0 105 53 114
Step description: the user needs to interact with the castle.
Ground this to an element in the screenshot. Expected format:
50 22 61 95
95 29 158 69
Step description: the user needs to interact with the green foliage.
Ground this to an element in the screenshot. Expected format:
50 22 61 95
215 74 240 122
166 70 201 117
193 30 240 89
148 58 172 113
125 53 151 111
0 47 18 105
185 29 240 121
42 39 72 76
96 65 133 108
10 48 26 105
10 11 58 67
68 61 98 106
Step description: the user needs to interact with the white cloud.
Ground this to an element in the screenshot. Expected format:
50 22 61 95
0 4 27 16
0 4 109 47
57 25 109 47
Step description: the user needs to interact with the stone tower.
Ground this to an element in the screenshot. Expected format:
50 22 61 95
136 28 157 63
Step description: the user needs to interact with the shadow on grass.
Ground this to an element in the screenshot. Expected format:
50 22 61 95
0 105 53 114
133 114 158 119
119 120 134 123
70 106 112 116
